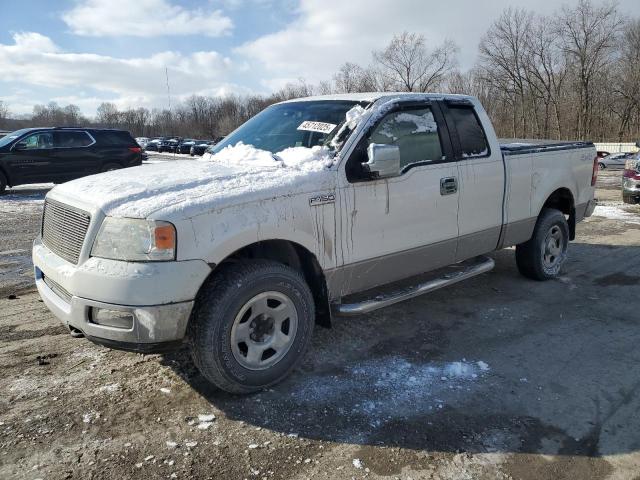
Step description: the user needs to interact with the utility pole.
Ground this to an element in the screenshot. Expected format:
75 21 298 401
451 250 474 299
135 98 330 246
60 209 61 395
165 66 172 112
165 66 173 134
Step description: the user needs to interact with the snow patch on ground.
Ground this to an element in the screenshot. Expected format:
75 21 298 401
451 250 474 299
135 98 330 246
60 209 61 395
289 356 490 427
0 184 51 214
98 384 120 394
593 205 640 224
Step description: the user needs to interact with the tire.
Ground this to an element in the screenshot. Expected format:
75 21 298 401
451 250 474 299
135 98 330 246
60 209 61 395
598 162 606 170
516 208 570 281
101 163 122 172
623 193 638 204
188 260 315 394
0 171 6 195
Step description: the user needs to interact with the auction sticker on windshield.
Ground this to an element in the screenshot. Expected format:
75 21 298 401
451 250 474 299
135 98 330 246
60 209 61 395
297 121 337 134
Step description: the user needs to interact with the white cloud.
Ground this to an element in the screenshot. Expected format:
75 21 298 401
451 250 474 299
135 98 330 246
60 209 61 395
238 0 614 82
0 32 241 114
62 0 233 37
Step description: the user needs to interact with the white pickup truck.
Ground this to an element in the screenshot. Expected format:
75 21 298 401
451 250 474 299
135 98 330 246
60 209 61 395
33 93 597 393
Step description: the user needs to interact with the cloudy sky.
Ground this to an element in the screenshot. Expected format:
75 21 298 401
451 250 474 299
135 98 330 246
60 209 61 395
1 0 638 116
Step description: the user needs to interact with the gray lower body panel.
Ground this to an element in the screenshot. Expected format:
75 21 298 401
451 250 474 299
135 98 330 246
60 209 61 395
325 238 457 299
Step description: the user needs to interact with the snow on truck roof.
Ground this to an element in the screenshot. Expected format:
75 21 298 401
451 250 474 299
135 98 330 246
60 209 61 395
277 92 475 104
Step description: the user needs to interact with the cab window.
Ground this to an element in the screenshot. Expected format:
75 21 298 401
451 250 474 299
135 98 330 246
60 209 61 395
369 108 444 170
54 131 93 148
448 106 489 158
17 132 53 150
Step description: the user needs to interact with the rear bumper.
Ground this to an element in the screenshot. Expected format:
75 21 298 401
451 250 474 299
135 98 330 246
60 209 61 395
623 177 640 195
576 199 597 221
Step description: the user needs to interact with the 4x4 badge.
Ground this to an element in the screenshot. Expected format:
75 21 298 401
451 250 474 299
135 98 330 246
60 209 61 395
309 193 335 206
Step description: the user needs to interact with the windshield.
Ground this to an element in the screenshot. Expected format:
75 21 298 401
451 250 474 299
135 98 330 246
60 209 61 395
0 129 31 148
211 100 362 155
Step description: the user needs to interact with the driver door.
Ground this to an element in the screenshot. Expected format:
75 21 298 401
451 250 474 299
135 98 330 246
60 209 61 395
8 131 54 184
331 102 460 297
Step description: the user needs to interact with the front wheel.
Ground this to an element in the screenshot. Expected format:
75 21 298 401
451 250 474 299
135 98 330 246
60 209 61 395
189 260 315 394
598 162 606 170
516 208 569 281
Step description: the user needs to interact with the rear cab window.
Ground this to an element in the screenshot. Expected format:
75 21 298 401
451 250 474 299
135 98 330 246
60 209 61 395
447 105 490 158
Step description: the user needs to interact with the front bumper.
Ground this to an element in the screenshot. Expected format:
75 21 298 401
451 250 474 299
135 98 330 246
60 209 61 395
33 237 211 352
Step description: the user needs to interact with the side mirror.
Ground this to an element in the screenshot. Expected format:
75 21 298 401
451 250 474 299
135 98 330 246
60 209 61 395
364 143 401 178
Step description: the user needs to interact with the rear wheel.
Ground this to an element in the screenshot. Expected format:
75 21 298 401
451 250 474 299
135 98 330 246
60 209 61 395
189 260 315 394
516 208 569 281
101 163 122 172
0 171 6 195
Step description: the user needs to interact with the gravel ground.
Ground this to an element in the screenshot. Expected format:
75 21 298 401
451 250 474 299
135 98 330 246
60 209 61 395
1 171 639 479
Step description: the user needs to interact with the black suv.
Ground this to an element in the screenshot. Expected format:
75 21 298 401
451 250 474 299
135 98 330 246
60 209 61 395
0 127 142 193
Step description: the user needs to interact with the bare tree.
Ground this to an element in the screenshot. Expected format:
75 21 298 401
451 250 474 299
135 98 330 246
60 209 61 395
611 18 640 140
525 16 569 138
0 101 8 124
479 8 534 138
96 102 120 126
333 62 377 93
558 0 620 138
373 32 458 92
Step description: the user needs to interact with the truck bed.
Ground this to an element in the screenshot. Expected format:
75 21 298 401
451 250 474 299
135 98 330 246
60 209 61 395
500 139 594 156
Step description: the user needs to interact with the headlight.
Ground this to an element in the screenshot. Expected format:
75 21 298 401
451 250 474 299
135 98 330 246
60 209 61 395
91 218 176 261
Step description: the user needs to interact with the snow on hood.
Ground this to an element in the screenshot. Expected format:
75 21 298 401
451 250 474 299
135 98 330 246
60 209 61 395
52 143 335 219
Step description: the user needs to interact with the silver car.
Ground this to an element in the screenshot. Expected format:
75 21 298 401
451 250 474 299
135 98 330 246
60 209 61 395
599 152 634 170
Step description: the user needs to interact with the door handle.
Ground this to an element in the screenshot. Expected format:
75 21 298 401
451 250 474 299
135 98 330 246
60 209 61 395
440 177 458 195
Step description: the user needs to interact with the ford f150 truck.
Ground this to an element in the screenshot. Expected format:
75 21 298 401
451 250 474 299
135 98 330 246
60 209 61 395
33 93 598 393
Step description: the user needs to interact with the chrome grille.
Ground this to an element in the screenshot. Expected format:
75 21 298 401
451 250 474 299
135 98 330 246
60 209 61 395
42 200 91 264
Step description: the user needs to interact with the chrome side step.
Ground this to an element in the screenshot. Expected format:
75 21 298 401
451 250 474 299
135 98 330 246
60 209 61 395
332 255 495 316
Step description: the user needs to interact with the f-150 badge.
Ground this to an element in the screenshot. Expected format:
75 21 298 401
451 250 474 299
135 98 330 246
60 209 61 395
309 193 336 206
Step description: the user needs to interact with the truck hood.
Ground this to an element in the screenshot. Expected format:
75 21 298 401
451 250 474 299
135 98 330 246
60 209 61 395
50 144 336 220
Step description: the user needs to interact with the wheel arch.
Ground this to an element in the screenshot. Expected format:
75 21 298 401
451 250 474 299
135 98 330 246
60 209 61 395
539 187 576 240
200 239 332 328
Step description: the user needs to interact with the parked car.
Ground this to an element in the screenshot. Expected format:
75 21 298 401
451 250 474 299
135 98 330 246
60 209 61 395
189 140 215 156
623 152 640 204
33 93 597 394
158 138 181 153
0 127 142 194
144 138 163 151
598 152 633 169
135 137 150 149
177 139 197 154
